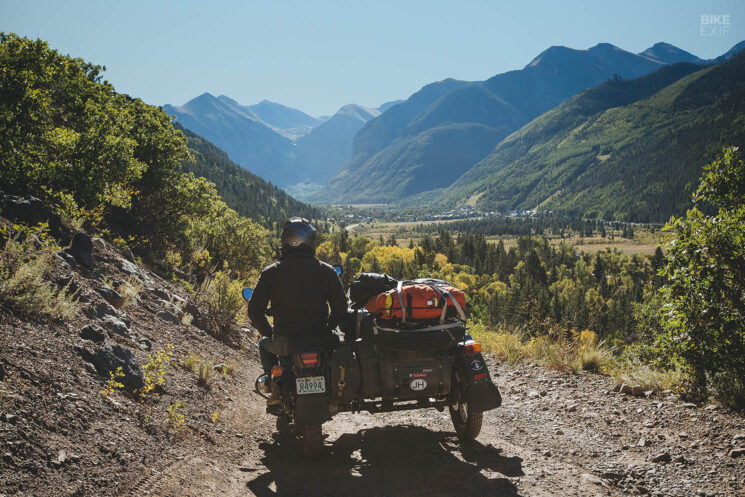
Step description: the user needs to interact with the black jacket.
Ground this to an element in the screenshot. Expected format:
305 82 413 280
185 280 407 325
247 251 347 341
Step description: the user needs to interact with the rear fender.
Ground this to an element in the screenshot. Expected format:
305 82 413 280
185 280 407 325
294 393 329 424
454 352 501 411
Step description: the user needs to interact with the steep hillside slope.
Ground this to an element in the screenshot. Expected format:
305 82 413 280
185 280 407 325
178 125 321 225
313 43 674 204
437 52 745 222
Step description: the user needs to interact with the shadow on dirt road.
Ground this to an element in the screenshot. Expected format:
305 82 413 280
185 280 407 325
245 424 523 497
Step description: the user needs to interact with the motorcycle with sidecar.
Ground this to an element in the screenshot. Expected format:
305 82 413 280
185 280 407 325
242 267 502 458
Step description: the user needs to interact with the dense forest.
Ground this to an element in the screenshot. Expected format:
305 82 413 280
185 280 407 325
404 216 647 238
315 148 745 408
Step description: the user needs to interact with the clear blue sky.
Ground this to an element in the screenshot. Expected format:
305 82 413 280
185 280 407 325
2 0 744 116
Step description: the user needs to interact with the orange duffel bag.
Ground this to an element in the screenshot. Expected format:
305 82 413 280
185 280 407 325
365 279 466 323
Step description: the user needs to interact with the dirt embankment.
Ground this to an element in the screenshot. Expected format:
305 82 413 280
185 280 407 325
1 226 744 497
0 230 257 497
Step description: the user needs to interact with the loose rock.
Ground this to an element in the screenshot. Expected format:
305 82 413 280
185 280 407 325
156 310 181 325
79 324 106 343
99 315 130 337
91 344 143 392
729 448 745 458
97 285 125 309
650 452 671 463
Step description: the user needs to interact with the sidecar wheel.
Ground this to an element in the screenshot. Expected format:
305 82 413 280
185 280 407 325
449 398 483 441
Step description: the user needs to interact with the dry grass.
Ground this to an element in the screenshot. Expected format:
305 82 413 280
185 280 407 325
0 224 78 320
470 323 686 392
613 362 687 392
117 276 143 308
181 352 215 387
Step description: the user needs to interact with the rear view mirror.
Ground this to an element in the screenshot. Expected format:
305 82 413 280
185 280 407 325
242 288 253 301
332 264 343 276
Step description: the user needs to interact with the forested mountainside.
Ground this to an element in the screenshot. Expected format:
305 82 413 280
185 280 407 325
177 124 321 227
312 43 678 204
434 51 745 222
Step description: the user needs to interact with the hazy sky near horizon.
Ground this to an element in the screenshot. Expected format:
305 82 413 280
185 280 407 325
2 0 745 116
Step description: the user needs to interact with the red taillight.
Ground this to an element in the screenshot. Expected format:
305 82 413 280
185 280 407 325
300 352 320 368
464 340 482 355
473 372 487 380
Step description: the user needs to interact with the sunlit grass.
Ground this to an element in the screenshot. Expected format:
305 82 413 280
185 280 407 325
470 322 687 392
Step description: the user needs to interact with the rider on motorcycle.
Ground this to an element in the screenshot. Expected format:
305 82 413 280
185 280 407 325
247 217 347 405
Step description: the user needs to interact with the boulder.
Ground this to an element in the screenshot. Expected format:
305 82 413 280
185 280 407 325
631 385 644 396
97 285 125 309
92 237 107 252
94 301 130 327
619 384 633 395
1 195 53 226
67 233 94 268
152 288 172 301
92 344 143 392
119 259 149 283
650 452 671 463
100 315 130 337
79 324 106 343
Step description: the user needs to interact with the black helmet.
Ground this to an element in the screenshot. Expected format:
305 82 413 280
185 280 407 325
280 217 317 254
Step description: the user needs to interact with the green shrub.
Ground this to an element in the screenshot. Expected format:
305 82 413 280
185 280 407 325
198 270 246 345
645 147 745 408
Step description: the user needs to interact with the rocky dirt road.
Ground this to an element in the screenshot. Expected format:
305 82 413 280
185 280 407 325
122 356 745 497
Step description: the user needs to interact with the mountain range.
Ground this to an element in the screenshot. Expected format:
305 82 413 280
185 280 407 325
167 40 745 223
313 41 743 204
164 95 385 194
420 54 745 222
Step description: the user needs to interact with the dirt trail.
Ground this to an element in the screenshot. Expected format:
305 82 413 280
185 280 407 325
125 357 745 497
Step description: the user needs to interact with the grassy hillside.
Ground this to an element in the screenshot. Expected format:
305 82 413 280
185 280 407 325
436 54 745 222
178 125 322 227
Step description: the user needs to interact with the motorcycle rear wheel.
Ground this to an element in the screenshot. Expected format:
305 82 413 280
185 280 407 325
302 423 323 458
449 398 483 441
276 416 291 437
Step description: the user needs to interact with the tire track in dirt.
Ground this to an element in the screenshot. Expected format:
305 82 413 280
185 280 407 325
127 356 745 497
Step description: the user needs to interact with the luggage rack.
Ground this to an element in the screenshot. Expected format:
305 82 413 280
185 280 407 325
348 397 449 414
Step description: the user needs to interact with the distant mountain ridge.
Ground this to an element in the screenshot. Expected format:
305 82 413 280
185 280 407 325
311 40 745 205
166 40 744 214
408 49 745 221
164 95 381 189
176 123 321 226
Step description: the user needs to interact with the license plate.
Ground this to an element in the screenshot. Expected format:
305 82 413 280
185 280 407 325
296 376 326 395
